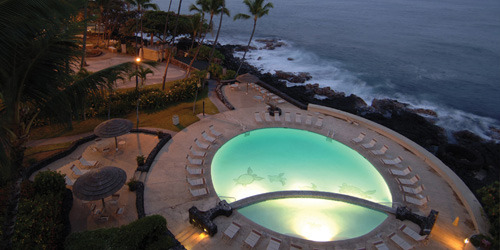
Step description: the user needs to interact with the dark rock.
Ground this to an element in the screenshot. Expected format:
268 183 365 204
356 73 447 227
412 108 438 117
372 99 409 113
453 130 484 144
287 57 294 61
275 71 312 83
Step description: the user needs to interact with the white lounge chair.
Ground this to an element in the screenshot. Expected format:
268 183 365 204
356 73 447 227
186 165 204 175
389 232 415 250
189 187 208 197
78 155 99 168
314 116 324 128
186 155 203 165
194 138 210 150
370 145 389 156
403 195 429 207
401 184 425 195
70 164 89 177
187 177 206 186
361 138 377 149
326 130 335 138
254 112 263 123
230 83 239 90
274 111 281 123
266 237 281 250
399 224 427 241
64 176 75 186
108 193 120 205
305 114 313 126
295 113 302 124
264 112 273 123
189 146 206 157
351 132 366 143
277 99 285 104
381 156 403 165
201 131 216 143
290 244 303 250
209 125 222 137
285 112 292 123
396 175 420 185
223 222 241 241
244 230 262 249
388 166 413 176
373 241 390 250
115 206 125 215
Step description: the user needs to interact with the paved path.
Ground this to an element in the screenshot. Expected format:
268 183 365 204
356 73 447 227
229 190 396 214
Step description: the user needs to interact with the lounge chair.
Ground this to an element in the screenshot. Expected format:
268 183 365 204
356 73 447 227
186 165 204 175
78 155 99 168
201 131 216 143
373 241 390 250
290 244 303 250
326 130 335 138
388 166 412 176
381 156 404 165
187 177 206 186
186 155 203 165
230 83 239 90
389 232 415 250
314 116 324 128
209 125 222 137
277 99 285 104
361 138 377 149
400 184 425 195
108 193 120 205
305 114 313 126
266 237 281 250
98 215 109 222
64 176 75 186
189 187 209 197
351 132 366 143
194 138 210 150
274 111 281 123
254 112 263 123
253 95 264 102
115 206 125 215
295 113 302 124
222 222 241 241
399 224 427 241
264 112 273 123
285 112 292 123
189 146 206 157
403 194 429 207
370 145 389 156
70 164 90 177
396 175 420 185
244 230 262 249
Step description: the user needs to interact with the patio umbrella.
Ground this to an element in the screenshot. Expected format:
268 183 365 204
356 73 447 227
236 73 259 94
94 118 133 151
72 166 126 210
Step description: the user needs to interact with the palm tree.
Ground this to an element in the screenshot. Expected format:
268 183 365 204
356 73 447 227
205 0 230 84
126 0 159 57
0 0 133 248
161 0 183 90
185 0 209 78
104 72 124 119
129 66 154 86
233 0 273 75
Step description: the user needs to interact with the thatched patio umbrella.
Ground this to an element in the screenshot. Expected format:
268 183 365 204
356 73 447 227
73 166 126 210
236 73 259 94
94 118 133 151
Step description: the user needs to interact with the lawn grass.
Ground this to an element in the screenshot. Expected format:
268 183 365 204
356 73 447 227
29 87 218 140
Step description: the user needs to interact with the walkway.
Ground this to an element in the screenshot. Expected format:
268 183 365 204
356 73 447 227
229 190 396 214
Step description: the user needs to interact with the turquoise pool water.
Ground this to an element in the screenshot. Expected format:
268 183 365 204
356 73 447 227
211 128 392 241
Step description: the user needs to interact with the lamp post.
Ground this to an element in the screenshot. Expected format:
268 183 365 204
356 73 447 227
135 57 141 129
463 238 469 250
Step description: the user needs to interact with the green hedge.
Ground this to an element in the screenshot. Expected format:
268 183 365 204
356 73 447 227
11 171 67 250
476 181 499 249
65 215 175 250
188 45 225 61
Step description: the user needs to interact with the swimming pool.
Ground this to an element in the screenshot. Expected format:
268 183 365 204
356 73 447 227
211 128 392 241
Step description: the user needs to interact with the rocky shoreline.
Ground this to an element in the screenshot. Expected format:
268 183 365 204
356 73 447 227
218 42 500 194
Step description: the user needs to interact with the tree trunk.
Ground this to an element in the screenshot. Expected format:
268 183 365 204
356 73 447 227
161 0 183 90
236 19 257 75
204 9 224 87
185 13 206 79
80 0 88 69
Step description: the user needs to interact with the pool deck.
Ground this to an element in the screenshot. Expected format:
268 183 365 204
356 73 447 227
29 71 483 249
144 84 482 250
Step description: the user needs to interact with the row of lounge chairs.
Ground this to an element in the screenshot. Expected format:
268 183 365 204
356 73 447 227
370 223 427 250
254 111 324 129
185 125 223 198
351 132 430 207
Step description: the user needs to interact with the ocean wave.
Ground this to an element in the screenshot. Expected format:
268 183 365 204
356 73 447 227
230 37 500 141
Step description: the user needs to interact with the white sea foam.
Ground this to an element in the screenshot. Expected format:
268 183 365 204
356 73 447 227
234 37 500 141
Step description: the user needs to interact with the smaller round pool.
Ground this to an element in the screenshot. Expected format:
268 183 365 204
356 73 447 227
211 128 392 241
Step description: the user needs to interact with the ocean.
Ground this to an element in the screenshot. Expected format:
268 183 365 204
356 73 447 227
154 0 500 140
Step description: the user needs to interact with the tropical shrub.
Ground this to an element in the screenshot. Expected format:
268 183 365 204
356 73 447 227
476 181 499 249
188 45 224 61
64 215 175 250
